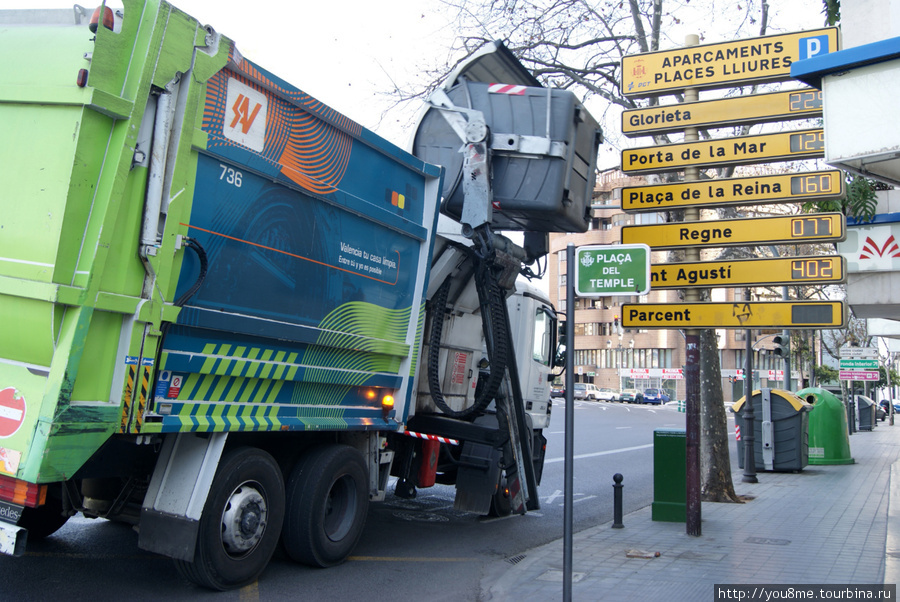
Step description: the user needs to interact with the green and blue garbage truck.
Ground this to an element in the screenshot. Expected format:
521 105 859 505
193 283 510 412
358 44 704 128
0 0 601 590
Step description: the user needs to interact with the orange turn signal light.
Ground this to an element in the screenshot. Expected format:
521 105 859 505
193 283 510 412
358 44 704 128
381 394 395 420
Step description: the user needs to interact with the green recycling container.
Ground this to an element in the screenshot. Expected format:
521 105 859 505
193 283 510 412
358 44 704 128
652 428 686 522
797 387 854 465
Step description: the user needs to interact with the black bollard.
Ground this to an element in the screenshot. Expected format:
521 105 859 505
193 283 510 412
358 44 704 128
612 473 624 529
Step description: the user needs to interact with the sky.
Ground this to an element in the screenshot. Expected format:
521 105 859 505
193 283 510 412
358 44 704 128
2 0 829 158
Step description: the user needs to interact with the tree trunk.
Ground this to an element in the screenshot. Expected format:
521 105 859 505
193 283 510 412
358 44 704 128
699 328 742 503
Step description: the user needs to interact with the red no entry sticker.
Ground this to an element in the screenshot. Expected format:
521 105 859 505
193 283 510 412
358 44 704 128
0 388 26 438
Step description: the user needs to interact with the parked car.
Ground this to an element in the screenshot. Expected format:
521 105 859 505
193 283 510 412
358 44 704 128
596 388 619 402
643 388 670 405
876 402 887 422
551 385 565 398
619 388 644 403
573 383 601 400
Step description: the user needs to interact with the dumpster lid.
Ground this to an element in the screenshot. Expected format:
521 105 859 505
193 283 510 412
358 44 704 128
442 40 541 90
732 389 808 412
855 394 876 407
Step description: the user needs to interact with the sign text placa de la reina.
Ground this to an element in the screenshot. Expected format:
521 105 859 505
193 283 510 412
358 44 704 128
621 28 838 97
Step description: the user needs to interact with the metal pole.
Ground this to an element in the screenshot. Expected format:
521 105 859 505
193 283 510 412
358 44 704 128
884 349 894 426
563 244 575 601
682 33 702 537
612 473 624 529
765 248 791 391
782 287 791 390
742 288 758 483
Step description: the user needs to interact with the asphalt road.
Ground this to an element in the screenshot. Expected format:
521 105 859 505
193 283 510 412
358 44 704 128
1 399 703 601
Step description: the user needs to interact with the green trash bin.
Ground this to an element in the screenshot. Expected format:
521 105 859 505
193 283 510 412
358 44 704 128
732 388 811 472
652 428 685 522
797 387 854 465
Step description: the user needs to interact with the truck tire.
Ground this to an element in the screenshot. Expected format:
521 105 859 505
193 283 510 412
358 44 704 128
282 444 368 567
174 447 285 591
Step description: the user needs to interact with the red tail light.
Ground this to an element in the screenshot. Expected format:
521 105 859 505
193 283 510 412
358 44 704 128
0 474 47 508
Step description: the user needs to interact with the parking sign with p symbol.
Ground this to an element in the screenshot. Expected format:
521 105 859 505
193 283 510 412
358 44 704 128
799 34 831 60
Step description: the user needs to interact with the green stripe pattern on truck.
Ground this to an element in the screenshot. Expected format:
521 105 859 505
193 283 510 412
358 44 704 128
149 301 414 433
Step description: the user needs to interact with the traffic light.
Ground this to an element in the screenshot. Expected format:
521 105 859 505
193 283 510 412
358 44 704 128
613 315 619 329
772 334 789 358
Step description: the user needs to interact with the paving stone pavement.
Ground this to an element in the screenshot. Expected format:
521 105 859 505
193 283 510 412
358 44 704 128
480 422 900 601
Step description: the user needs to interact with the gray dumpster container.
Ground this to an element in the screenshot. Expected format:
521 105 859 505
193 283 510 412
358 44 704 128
732 388 812 472
413 81 601 233
856 395 876 431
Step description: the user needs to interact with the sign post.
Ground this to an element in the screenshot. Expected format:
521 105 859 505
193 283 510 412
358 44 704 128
621 301 847 330
622 213 846 250
839 350 880 382
622 88 823 137
619 26 840 541
650 255 846 289
575 244 651 296
621 170 844 213
621 129 824 175
621 28 839 97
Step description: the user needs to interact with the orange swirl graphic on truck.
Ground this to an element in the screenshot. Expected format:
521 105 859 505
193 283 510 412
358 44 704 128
203 48 359 194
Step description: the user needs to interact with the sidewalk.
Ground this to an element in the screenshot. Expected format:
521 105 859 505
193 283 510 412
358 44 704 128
481 423 900 601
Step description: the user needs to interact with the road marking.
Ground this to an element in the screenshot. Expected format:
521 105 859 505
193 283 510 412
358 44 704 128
615 426 633 430
564 495 598 506
544 489 564 504
545 443 654 464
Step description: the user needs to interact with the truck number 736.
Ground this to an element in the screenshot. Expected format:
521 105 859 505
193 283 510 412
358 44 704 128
219 163 243 188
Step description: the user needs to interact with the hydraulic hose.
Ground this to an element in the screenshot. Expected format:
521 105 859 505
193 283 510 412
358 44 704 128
174 237 208 307
427 249 510 419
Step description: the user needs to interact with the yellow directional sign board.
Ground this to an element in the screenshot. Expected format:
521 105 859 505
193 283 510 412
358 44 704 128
621 170 844 213
621 301 847 330
621 28 838 97
622 129 823 175
651 255 847 289
621 213 846 250
622 89 822 137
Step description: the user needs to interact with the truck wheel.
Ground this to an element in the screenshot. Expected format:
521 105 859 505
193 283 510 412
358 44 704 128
487 472 512 517
174 447 285 591
282 444 368 567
